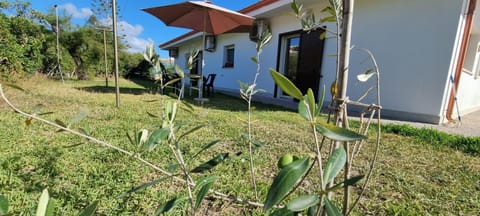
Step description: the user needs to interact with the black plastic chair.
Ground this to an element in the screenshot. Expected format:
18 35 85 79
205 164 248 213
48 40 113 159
203 74 216 97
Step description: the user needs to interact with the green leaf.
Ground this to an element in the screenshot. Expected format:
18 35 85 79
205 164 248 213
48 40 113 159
191 140 221 159
54 119 67 128
137 129 149 146
167 163 180 173
181 101 195 113
78 201 99 216
165 101 178 122
286 195 319 212
357 69 375 82
146 111 160 118
264 157 311 211
357 86 375 102
2 83 26 92
144 100 160 103
163 78 181 88
175 65 185 78
316 121 368 142
191 153 229 173
329 175 364 191
307 205 318 216
319 31 327 40
126 131 135 146
321 15 337 23
0 195 8 215
270 207 294 216
142 128 170 152
261 31 273 48
78 124 92 136
178 125 206 141
195 176 218 209
342 175 364 186
117 176 172 198
306 89 316 118
251 57 259 64
321 6 336 16
291 0 300 15
154 197 188 215
316 85 326 117
251 140 267 149
298 100 311 121
69 109 89 127
269 69 303 100
45 198 55 216
36 189 50 216
322 147 346 188
324 198 343 216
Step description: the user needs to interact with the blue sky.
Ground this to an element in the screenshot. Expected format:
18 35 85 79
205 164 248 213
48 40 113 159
28 0 258 57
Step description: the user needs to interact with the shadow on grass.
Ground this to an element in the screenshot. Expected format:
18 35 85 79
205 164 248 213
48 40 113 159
76 86 154 95
126 77 158 90
181 91 294 113
75 77 161 95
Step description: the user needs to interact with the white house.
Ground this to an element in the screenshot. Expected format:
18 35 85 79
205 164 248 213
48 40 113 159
159 0 480 124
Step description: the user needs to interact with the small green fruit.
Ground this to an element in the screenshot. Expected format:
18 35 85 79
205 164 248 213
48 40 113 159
277 154 294 168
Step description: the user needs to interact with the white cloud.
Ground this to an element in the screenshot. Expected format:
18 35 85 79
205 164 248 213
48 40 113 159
58 3 151 54
118 21 153 53
60 3 93 19
100 19 152 53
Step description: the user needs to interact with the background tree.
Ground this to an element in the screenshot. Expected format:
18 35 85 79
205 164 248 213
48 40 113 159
0 1 50 80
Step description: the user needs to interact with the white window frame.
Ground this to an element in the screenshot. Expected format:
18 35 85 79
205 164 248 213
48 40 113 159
471 42 480 79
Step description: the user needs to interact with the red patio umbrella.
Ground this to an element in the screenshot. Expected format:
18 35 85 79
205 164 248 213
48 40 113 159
143 1 254 102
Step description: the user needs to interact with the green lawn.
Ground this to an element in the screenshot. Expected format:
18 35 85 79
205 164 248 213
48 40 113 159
0 77 479 215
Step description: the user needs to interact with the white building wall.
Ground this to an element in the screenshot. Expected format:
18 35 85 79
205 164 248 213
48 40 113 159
349 0 463 123
169 0 466 123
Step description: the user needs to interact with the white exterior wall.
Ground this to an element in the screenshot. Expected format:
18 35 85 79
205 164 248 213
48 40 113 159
167 0 467 124
173 1 333 99
349 0 463 123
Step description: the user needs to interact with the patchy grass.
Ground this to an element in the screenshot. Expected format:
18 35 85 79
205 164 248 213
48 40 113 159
382 124 480 156
0 77 479 215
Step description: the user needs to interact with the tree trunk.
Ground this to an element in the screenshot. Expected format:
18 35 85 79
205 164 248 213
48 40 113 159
336 0 354 214
72 54 87 80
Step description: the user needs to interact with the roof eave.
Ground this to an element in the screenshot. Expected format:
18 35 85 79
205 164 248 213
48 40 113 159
160 0 291 49
159 31 202 50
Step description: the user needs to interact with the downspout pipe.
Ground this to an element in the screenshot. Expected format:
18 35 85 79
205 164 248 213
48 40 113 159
446 0 477 121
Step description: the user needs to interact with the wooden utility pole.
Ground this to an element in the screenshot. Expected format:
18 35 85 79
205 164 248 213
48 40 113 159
54 4 64 83
98 28 111 87
112 0 120 107
103 29 109 87
94 27 111 87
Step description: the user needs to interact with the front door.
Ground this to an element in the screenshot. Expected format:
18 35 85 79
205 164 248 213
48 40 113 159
277 29 325 98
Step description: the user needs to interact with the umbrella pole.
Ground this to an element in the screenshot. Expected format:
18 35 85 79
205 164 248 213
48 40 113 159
195 10 209 103
199 32 205 100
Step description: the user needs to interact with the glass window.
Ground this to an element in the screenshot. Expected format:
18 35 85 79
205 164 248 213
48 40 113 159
223 45 235 68
280 35 300 96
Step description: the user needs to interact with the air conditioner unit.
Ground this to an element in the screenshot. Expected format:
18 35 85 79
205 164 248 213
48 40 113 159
249 19 269 42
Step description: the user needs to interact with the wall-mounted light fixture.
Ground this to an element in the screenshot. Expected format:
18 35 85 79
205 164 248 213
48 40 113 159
205 35 216 52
